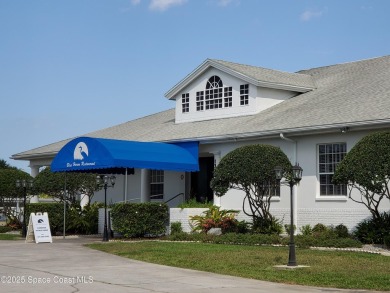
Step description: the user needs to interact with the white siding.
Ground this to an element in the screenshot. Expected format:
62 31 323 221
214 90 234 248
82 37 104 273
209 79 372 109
174 68 298 123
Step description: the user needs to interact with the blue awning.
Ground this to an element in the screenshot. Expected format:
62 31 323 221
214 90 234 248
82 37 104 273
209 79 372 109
51 137 199 173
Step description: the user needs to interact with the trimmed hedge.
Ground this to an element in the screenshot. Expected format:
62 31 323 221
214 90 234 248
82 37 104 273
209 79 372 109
25 203 65 235
164 232 362 248
0 226 13 233
25 202 101 235
292 235 362 249
111 203 169 238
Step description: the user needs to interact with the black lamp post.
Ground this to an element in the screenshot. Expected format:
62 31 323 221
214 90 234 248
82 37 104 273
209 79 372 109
96 175 116 242
274 164 303 267
16 179 33 238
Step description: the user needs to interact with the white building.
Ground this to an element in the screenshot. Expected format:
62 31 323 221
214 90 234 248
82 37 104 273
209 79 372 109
12 56 390 231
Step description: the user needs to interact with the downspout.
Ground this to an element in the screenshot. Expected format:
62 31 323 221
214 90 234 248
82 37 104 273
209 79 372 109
280 133 297 164
279 133 298 234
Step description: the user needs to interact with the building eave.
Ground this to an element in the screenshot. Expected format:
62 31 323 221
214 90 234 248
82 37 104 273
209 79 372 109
160 119 390 145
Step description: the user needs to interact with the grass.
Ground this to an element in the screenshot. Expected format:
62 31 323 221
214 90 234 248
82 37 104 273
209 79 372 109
0 233 22 240
87 241 390 291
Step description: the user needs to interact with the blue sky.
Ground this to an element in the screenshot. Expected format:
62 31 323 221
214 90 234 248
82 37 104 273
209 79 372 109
1 0 390 172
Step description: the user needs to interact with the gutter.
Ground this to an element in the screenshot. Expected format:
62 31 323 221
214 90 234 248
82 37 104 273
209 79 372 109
168 118 390 145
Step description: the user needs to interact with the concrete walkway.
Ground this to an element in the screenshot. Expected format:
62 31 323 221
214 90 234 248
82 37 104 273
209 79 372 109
0 237 384 293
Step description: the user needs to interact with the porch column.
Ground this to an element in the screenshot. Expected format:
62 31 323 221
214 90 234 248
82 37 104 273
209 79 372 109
80 194 89 209
140 169 151 203
29 164 40 203
212 151 221 207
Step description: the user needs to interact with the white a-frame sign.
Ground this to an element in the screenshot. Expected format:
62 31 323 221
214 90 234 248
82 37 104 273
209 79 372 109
26 212 53 243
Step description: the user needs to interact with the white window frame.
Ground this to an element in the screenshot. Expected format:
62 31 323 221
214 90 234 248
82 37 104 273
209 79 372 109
150 170 164 201
240 84 249 106
316 142 348 201
181 93 189 113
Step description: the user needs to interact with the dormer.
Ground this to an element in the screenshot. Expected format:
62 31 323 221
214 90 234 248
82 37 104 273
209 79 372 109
165 59 316 124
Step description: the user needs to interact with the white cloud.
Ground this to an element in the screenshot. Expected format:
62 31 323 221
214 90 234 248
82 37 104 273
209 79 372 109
149 0 187 11
131 0 141 5
300 9 323 22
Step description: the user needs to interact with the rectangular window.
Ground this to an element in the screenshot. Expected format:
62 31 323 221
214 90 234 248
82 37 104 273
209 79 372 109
224 87 232 107
181 93 189 113
318 143 347 196
260 181 280 197
240 84 249 105
196 91 204 111
150 170 164 200
205 88 223 110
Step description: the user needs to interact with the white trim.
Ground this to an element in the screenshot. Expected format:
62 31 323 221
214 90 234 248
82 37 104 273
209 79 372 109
316 142 347 198
315 196 348 202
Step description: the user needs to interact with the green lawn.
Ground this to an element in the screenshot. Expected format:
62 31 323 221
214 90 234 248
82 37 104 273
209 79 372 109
0 233 22 240
88 241 390 291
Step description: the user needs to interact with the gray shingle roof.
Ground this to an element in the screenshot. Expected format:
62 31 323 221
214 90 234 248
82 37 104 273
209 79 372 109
165 58 315 99
12 55 390 160
211 59 316 90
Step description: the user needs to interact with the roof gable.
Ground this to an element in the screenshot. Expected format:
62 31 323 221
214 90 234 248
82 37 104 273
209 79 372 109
165 59 316 100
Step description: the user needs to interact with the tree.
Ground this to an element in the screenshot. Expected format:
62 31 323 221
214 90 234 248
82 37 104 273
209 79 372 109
33 167 100 205
210 144 292 230
0 168 33 225
0 159 18 170
333 131 390 220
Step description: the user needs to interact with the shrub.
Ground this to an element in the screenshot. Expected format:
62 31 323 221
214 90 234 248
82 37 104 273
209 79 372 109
6 215 22 230
333 224 350 238
189 206 239 233
177 198 214 209
111 202 169 238
218 233 281 245
299 224 312 236
235 220 250 234
284 224 296 235
252 216 283 235
167 232 215 242
312 223 328 234
26 203 65 235
354 212 390 244
384 235 390 248
0 226 12 233
164 232 361 248
26 202 102 235
170 222 183 235
67 202 103 234
290 235 362 249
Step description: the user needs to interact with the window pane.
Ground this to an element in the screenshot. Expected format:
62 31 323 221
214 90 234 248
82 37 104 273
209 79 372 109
318 143 347 196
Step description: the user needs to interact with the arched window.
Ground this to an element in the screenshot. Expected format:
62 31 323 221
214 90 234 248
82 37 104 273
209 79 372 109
206 76 223 89
196 75 232 111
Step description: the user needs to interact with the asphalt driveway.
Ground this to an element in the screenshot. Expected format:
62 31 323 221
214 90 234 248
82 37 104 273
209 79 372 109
0 236 384 293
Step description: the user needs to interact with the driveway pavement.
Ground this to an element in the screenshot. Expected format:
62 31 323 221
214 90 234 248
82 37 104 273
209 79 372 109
0 236 384 293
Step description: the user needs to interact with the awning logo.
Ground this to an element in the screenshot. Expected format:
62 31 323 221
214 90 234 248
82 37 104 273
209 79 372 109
74 142 89 161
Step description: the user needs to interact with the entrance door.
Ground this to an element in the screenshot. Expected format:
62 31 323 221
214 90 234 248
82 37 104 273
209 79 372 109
191 157 214 203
